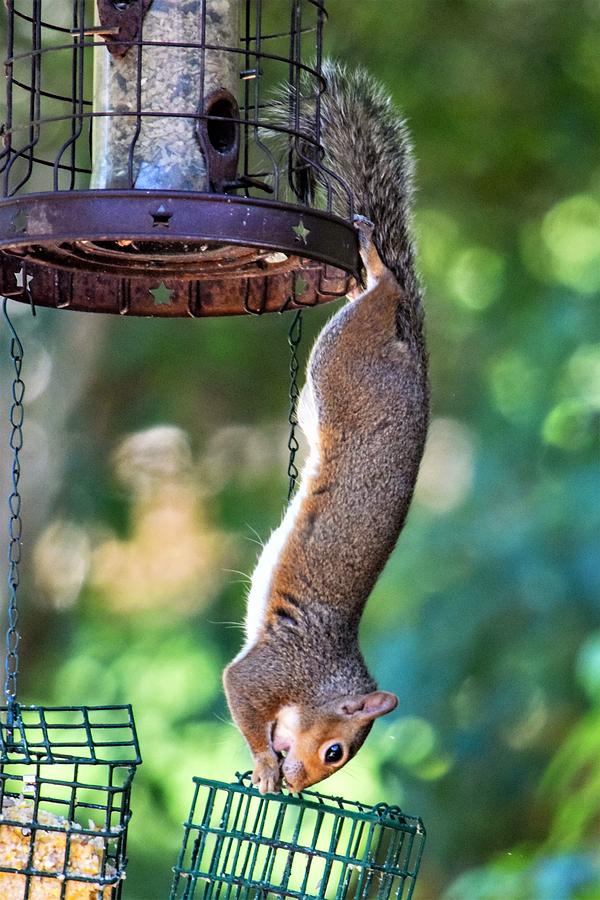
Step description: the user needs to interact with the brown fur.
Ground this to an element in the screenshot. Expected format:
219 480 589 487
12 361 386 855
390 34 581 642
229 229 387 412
223 63 429 794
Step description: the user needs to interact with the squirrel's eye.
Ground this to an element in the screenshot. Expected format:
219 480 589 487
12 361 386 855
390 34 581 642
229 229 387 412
324 743 344 764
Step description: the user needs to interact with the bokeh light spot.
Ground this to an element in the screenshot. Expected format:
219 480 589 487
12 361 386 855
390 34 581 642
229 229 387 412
542 400 596 450
384 716 436 767
576 632 600 702
488 351 541 423
34 520 91 609
448 246 506 311
416 417 476 513
542 194 600 294
564 343 600 407
416 208 461 283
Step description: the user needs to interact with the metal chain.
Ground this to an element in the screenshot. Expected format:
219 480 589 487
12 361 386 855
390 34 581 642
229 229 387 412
286 309 303 501
3 299 24 717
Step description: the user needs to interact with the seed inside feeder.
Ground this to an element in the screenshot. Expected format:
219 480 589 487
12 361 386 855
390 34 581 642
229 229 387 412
91 0 240 190
0 798 117 900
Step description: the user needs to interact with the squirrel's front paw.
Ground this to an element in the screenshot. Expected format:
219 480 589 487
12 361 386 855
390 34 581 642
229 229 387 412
251 751 282 795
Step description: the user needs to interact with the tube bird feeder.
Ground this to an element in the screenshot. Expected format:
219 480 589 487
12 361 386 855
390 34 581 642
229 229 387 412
0 0 359 317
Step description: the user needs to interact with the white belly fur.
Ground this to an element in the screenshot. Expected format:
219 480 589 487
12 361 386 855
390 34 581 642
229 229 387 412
234 377 321 660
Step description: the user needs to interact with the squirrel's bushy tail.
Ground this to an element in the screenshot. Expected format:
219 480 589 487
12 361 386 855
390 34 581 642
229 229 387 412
270 61 423 337
316 62 420 308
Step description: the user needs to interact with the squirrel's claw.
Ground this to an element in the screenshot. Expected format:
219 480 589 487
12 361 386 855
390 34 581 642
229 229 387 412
352 214 375 244
252 751 282 795
353 215 375 260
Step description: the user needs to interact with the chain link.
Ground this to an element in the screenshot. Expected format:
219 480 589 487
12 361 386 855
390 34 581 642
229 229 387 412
3 300 24 715
286 309 303 501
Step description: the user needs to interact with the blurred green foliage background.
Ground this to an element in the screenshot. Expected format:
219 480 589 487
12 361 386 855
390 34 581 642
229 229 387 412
1 0 599 897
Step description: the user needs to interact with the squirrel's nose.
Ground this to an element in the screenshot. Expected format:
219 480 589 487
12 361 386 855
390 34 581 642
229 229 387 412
282 759 307 793
284 776 307 794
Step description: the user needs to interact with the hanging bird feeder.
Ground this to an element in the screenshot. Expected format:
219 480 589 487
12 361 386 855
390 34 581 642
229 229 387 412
0 704 141 899
0 0 359 317
0 302 142 898
170 772 426 900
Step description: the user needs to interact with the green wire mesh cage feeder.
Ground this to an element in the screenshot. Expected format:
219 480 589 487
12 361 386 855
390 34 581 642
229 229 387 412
0 0 359 317
0 301 142 898
0 705 141 899
171 773 426 900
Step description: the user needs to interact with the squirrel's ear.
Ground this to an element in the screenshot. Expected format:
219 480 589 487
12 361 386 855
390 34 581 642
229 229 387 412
339 691 398 721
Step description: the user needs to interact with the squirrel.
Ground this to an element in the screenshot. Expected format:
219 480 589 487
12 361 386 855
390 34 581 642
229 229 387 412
223 61 429 795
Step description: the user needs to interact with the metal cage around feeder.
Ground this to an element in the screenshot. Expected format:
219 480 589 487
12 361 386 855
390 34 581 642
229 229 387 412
0 0 359 317
171 773 426 900
0 704 141 900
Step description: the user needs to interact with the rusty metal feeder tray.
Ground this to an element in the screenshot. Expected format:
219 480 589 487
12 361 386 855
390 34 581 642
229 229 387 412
0 191 357 317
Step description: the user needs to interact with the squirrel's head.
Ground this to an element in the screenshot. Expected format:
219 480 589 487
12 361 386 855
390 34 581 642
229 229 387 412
272 691 398 793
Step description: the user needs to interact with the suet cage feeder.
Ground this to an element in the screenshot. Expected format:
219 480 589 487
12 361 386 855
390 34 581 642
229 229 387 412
0 0 359 317
0 704 141 899
171 773 426 900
